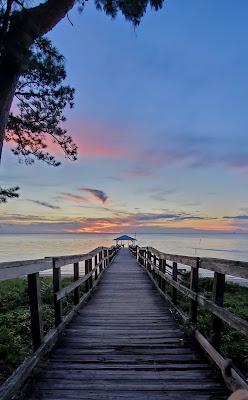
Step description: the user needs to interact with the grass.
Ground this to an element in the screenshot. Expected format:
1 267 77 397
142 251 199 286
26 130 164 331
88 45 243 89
0 276 85 384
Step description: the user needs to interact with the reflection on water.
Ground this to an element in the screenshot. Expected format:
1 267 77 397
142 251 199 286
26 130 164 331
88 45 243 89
1 233 248 262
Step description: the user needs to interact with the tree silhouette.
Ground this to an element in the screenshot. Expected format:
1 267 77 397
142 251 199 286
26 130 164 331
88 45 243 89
0 0 165 202
0 0 165 161
6 37 77 166
0 185 19 203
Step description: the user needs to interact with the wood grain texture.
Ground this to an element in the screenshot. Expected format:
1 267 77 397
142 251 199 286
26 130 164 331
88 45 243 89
23 249 227 400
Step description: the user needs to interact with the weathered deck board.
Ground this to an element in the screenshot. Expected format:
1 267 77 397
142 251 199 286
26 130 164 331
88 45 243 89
24 249 228 399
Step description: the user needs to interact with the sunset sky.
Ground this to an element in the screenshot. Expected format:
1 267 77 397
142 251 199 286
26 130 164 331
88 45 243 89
1 0 248 234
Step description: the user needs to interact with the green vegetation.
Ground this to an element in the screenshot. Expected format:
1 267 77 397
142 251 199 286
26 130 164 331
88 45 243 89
0 274 247 384
0 276 83 384
176 275 248 376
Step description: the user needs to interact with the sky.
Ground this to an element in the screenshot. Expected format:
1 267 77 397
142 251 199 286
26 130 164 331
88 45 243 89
1 0 248 234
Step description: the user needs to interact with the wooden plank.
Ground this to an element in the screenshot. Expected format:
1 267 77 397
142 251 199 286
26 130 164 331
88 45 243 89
52 247 102 268
21 249 228 400
155 266 248 337
28 272 44 350
55 261 105 301
197 294 248 337
0 254 114 400
154 267 195 300
0 258 52 280
200 258 248 279
146 247 198 268
139 246 248 279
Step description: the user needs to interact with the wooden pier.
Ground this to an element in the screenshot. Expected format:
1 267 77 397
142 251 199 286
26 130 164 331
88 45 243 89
0 246 248 400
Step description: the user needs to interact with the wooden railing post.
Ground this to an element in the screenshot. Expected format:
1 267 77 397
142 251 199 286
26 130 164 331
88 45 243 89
162 259 166 292
172 262 178 304
104 249 107 268
28 272 44 350
85 259 90 292
142 249 146 267
189 258 199 324
99 250 103 272
135 246 138 261
106 249 109 266
158 258 162 289
138 249 145 266
147 249 151 273
210 271 225 349
153 254 157 279
89 258 93 289
95 254 98 280
53 260 62 326
73 262 80 305
160 258 166 292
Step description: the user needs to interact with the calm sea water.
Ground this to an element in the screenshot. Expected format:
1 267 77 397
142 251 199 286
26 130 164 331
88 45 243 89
1 232 248 261
0 233 248 283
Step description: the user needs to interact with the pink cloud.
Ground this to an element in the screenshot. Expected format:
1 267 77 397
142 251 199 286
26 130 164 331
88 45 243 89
59 192 90 203
59 188 110 205
79 188 108 203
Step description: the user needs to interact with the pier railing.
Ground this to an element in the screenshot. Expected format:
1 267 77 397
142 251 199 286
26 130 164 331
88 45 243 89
130 245 248 392
0 245 119 400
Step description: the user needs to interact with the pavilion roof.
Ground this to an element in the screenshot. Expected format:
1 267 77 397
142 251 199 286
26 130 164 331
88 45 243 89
114 235 136 241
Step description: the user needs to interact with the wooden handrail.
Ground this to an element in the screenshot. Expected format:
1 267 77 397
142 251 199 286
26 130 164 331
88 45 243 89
130 244 248 393
137 246 248 279
0 258 53 281
0 245 119 400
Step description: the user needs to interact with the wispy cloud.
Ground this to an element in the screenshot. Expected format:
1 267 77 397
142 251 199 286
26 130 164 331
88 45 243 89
28 200 60 209
59 192 89 203
223 215 248 220
132 212 207 222
0 209 231 234
58 188 109 205
182 202 202 207
79 188 108 203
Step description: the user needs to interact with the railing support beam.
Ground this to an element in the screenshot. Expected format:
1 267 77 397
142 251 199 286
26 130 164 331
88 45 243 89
210 272 225 349
189 258 199 324
73 262 80 305
53 262 62 326
172 262 178 304
28 272 44 350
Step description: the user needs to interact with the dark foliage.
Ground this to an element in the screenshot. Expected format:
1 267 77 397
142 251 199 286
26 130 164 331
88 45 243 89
0 1 165 167
5 37 77 166
94 0 164 25
0 185 19 203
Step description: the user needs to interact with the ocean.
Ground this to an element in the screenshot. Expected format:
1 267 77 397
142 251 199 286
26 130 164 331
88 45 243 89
0 233 248 284
1 232 248 261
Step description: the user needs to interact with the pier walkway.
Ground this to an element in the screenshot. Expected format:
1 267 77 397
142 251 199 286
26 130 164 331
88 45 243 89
24 249 227 399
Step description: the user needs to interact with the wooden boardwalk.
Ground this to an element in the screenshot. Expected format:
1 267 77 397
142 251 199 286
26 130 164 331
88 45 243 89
24 248 227 400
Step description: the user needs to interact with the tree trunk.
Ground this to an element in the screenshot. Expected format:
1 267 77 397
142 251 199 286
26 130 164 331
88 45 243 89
0 0 76 162
0 64 20 162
